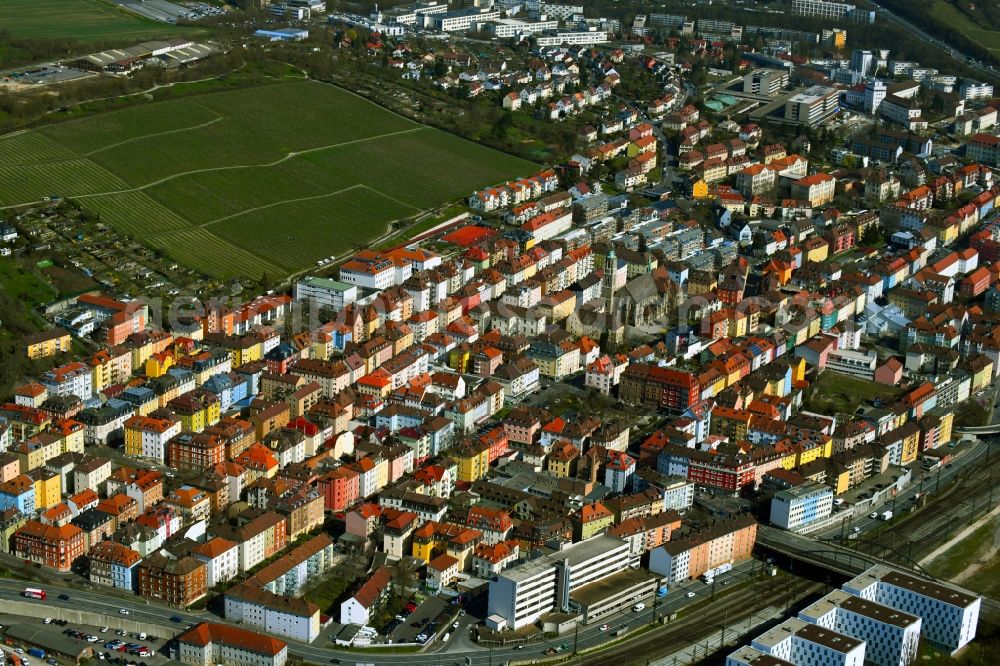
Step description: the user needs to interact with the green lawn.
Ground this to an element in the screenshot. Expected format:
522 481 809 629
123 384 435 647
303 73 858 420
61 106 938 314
0 81 536 279
930 2 1000 53
3 0 204 43
805 371 904 416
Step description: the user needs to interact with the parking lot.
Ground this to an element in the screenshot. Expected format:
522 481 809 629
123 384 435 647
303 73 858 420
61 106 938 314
388 596 448 644
0 615 170 666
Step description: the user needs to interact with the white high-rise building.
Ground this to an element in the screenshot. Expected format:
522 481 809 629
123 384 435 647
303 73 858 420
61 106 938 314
864 80 887 113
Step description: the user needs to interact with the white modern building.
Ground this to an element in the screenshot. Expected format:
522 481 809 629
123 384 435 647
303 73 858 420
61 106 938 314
959 80 994 101
536 30 609 46
825 349 877 380
791 0 874 24
864 80 887 113
424 7 500 31
487 534 637 629
751 618 866 666
294 276 358 311
784 86 840 127
842 566 980 655
799 590 921 666
770 482 834 531
484 18 559 38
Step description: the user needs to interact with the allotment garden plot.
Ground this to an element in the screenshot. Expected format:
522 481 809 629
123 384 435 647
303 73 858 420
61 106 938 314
0 81 535 279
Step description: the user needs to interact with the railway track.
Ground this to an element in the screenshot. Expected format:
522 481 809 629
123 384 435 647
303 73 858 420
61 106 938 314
573 577 822 666
852 451 1000 567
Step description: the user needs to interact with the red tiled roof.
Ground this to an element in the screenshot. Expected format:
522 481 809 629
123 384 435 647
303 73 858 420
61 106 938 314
178 622 286 656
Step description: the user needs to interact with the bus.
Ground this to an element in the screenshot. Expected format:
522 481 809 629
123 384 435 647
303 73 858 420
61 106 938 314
22 588 46 600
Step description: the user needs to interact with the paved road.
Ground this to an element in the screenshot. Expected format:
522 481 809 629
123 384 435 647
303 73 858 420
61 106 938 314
0 558 766 666
810 435 996 550
869 1 1000 84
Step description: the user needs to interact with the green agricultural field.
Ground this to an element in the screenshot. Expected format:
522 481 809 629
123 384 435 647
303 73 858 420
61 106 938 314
3 0 201 43
0 81 536 279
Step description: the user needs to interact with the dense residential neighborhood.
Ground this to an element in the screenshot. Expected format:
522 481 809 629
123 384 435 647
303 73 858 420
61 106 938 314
3 0 1000 665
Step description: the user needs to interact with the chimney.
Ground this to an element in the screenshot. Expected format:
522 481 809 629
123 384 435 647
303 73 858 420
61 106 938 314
589 456 599 484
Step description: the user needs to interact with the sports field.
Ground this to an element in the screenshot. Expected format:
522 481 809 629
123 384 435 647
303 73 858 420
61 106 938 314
4 0 197 43
0 81 535 279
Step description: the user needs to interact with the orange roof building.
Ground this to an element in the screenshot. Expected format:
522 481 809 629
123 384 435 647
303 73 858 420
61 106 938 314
178 622 287 666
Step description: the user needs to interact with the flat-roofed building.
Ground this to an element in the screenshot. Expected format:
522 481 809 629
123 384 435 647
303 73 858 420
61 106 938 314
798 590 921 666
293 276 358 311
842 565 980 655
751 617 866 666
770 482 833 531
487 534 638 629
784 86 840 127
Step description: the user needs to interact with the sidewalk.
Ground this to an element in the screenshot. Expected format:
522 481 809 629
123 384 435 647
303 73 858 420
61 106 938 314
650 604 786 666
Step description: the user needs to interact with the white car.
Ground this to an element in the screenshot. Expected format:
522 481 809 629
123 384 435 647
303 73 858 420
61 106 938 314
869 512 878 519
632 603 645 612
686 591 696 598
44 618 52 624
119 609 129 615
600 624 610 631
100 627 108 633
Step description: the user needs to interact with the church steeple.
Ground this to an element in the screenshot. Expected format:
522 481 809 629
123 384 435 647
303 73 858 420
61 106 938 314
603 245 618 320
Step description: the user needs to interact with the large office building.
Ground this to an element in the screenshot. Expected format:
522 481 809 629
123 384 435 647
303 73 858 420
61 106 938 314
487 534 642 629
424 7 500 31
791 0 874 24
784 86 840 127
798 590 921 666
769 482 833 531
750 618 866 666
293 276 358 312
743 69 789 96
535 30 610 46
843 566 980 655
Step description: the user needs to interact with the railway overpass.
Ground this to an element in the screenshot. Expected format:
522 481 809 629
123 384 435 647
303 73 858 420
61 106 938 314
757 525 1000 618
756 525 906 577
955 425 1000 435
